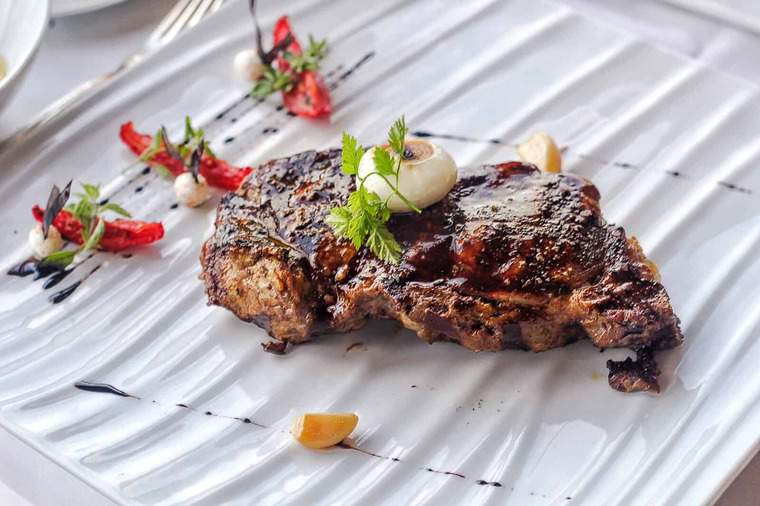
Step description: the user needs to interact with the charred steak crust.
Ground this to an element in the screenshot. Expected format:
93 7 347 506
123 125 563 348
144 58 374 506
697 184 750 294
200 149 683 392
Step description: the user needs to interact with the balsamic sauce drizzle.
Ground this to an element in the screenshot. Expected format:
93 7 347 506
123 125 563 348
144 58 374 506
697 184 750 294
74 380 503 488
49 265 101 304
411 131 754 194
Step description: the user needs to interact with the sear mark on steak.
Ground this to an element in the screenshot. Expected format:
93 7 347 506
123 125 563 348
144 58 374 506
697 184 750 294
200 149 683 393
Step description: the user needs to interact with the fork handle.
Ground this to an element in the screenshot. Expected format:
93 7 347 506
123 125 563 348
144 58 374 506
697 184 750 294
0 53 145 155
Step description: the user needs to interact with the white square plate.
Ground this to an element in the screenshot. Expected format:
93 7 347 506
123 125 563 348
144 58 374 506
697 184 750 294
1 0 759 504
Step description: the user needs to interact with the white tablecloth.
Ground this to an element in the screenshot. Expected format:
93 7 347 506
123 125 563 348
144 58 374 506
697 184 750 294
1 0 758 504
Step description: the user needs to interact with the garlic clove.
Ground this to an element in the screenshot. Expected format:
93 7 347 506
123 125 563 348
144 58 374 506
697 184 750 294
292 412 359 449
517 132 562 173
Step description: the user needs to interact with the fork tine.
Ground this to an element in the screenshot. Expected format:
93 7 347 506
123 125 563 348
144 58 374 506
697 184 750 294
160 0 205 45
187 0 217 28
149 0 194 45
210 0 227 14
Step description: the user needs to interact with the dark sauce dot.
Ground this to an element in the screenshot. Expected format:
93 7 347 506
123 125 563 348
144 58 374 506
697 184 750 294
286 111 296 117
492 482 502 487
122 253 133 259
476 480 488 485
169 203 179 210
262 127 279 134
141 167 151 175
215 112 225 120
391 457 400 462
49 281 81 304
224 137 235 144
242 418 252 424
275 105 284 111
134 186 144 193
98 198 110 205
205 411 213 416
176 403 188 408
230 117 238 123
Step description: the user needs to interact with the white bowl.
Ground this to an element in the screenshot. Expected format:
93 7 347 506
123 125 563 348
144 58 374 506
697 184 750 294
0 0 50 115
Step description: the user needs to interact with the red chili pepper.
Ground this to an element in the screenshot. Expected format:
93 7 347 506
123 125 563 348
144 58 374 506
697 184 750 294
119 122 253 191
273 16 332 119
33 206 164 252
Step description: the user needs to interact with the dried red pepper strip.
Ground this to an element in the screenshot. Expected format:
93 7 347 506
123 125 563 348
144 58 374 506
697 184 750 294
273 16 332 119
120 122 186 177
119 122 253 191
32 206 164 252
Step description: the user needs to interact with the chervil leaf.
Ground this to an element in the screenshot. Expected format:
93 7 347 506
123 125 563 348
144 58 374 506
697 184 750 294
326 206 352 237
388 116 407 156
101 202 131 217
340 132 364 175
366 224 402 264
372 146 395 177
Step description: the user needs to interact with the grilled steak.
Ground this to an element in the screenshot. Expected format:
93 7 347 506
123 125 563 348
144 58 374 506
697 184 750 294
200 149 683 392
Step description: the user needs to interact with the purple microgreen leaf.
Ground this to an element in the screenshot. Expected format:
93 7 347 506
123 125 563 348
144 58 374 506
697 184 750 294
189 139 205 183
160 126 184 165
43 180 72 239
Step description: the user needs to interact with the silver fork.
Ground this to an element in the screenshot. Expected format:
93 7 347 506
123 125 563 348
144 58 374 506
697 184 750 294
0 0 227 154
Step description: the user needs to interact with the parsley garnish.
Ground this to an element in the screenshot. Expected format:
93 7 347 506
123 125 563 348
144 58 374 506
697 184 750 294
327 116 421 264
42 183 131 268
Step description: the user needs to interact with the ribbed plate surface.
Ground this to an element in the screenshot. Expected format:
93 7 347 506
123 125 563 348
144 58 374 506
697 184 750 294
1 1 759 504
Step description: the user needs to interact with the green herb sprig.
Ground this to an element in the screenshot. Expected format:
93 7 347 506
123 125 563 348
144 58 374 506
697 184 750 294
251 36 328 99
42 183 131 268
139 117 214 178
327 116 421 264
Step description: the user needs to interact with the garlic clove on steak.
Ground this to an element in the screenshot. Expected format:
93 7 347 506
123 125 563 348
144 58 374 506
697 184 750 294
359 139 458 213
291 412 359 449
517 132 562 173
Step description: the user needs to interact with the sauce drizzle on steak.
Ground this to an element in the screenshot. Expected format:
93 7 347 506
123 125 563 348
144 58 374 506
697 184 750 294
200 149 683 392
